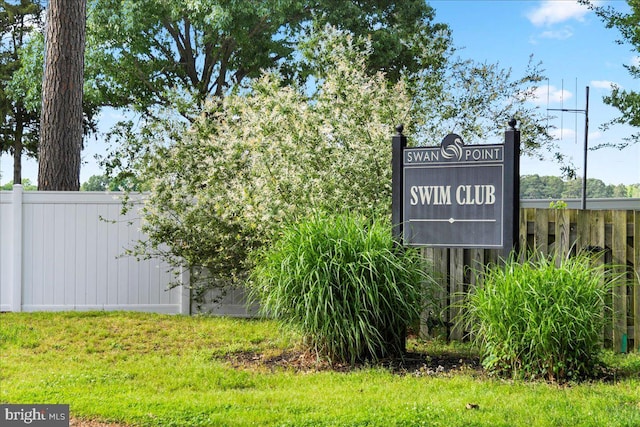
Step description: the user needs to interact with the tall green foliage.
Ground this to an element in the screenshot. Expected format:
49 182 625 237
463 253 616 382
250 213 432 364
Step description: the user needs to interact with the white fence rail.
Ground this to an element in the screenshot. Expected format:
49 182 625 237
0 186 189 313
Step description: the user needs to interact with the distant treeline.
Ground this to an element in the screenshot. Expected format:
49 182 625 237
3 174 640 199
520 175 640 199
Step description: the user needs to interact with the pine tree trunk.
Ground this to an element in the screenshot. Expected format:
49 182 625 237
38 0 86 191
13 109 23 185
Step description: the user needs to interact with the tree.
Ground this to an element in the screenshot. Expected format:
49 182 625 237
79 174 109 191
519 174 634 199
583 0 640 148
8 24 116 183
109 27 567 292
521 175 567 199
0 177 37 190
38 0 86 190
0 0 43 184
627 183 640 197
542 176 565 199
86 0 451 120
612 183 628 197
520 174 545 199
80 173 148 191
562 177 613 198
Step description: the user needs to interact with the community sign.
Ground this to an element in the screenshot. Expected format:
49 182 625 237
392 126 519 251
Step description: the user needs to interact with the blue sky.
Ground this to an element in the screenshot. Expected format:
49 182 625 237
432 0 639 185
1 0 639 186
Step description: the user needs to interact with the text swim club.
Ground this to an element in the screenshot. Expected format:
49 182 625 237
409 184 496 206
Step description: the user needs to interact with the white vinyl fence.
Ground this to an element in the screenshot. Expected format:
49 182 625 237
0 186 189 313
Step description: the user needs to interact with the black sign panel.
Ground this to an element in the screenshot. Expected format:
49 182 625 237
395 132 518 249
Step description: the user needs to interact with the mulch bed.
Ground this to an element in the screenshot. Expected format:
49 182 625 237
225 349 483 376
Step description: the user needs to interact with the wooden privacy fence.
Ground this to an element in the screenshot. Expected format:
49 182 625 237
422 208 640 352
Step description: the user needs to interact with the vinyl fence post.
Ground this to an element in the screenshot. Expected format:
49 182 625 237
179 266 191 315
11 184 23 312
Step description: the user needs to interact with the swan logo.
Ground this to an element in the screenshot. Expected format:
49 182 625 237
440 134 464 161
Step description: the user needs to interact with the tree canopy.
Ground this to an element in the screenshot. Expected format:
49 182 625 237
87 0 450 120
7 0 564 185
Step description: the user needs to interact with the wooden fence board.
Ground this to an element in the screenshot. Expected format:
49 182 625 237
519 207 529 258
468 249 485 289
611 210 628 352
576 210 591 250
591 211 605 250
534 209 549 256
554 208 571 264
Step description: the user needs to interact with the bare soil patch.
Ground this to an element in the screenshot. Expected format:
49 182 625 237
70 418 128 427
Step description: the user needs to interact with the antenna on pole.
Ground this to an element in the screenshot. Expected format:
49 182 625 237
560 79 564 140
575 78 579 146
546 79 550 132
548 85 590 210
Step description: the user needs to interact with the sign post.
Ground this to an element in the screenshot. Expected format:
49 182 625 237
392 120 520 258
391 124 407 244
503 118 521 259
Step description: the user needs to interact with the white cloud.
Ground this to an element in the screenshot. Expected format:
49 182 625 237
631 56 640 67
590 80 617 90
526 1 592 27
537 26 574 40
551 128 577 141
530 85 573 105
97 108 129 123
589 130 603 141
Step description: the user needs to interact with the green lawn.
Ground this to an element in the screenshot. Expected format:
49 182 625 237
1 312 639 426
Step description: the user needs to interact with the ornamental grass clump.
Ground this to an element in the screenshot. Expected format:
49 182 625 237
250 213 432 365
464 253 614 382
